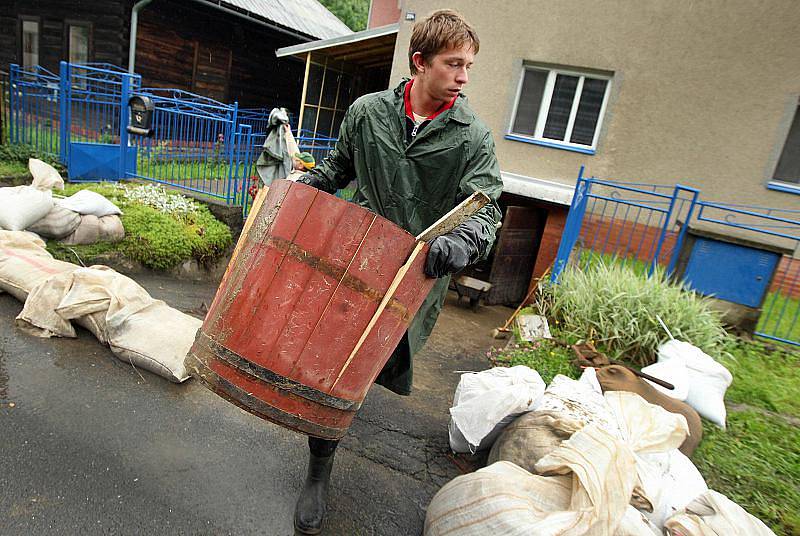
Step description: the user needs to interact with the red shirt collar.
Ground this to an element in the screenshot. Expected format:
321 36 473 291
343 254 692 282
404 79 457 122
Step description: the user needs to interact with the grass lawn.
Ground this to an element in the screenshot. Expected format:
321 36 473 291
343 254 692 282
758 291 800 345
490 325 799 534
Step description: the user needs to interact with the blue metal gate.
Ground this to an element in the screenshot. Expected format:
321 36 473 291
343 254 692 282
59 62 141 180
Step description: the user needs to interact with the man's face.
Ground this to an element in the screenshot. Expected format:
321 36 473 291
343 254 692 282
415 44 475 103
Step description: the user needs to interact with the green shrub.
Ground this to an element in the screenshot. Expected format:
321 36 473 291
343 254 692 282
119 204 196 270
541 260 726 366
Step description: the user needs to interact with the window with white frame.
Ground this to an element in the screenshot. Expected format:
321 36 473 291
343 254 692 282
21 18 40 70
772 103 800 186
509 65 612 151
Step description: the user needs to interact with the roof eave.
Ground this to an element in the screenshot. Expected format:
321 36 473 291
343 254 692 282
275 23 399 58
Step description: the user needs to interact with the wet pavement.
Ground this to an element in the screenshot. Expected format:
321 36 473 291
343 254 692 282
0 272 510 535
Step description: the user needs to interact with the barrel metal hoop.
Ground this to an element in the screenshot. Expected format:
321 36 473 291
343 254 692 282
200 332 362 412
187 352 349 440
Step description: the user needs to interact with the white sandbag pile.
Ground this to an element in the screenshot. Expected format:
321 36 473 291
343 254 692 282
0 158 124 244
448 366 546 453
2 230 198 383
15 264 198 382
427 425 640 535
434 365 774 535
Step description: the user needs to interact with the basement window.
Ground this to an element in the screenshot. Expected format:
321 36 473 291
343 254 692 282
507 64 612 154
768 102 800 195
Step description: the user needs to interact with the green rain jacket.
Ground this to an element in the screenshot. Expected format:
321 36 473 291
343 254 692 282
305 79 503 395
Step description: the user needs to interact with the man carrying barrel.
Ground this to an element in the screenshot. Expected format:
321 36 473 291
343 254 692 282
293 9 503 534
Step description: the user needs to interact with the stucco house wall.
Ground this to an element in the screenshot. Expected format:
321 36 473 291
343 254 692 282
390 0 800 210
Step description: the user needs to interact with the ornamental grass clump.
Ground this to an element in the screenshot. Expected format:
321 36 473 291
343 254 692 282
542 260 726 366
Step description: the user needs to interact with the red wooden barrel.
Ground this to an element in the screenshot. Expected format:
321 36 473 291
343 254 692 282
186 180 435 439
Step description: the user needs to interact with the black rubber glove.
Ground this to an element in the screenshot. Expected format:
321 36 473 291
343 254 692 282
424 219 484 278
296 173 336 194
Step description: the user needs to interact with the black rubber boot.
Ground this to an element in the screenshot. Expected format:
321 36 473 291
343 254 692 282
294 437 338 535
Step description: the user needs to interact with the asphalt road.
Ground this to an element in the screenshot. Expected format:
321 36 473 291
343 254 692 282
0 273 509 535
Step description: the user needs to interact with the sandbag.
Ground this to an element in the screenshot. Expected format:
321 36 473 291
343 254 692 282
60 214 125 245
425 426 637 536
487 410 583 471
60 214 100 245
533 374 623 438
664 490 775 536
605 391 691 518
639 449 709 528
640 359 690 401
52 267 195 382
97 214 124 242
107 301 199 383
448 365 545 453
657 340 732 428
597 365 703 457
27 205 81 239
57 189 122 217
0 186 54 231
0 230 78 301
29 158 65 191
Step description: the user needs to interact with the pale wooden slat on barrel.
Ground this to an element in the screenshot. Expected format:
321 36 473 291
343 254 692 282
220 185 269 284
415 190 490 242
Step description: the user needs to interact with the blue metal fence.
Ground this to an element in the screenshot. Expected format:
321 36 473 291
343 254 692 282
1 69 10 144
554 167 800 347
59 62 141 178
552 166 700 279
7 62 341 212
127 87 248 204
8 65 61 157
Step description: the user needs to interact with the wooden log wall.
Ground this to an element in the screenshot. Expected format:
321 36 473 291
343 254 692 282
1 0 305 112
137 0 306 110
0 0 128 73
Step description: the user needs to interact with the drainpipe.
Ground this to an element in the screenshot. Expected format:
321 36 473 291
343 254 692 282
128 0 154 73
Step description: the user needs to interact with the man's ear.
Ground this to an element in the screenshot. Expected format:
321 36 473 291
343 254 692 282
411 51 426 74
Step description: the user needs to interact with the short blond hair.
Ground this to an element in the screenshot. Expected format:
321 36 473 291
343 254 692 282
408 9 479 75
